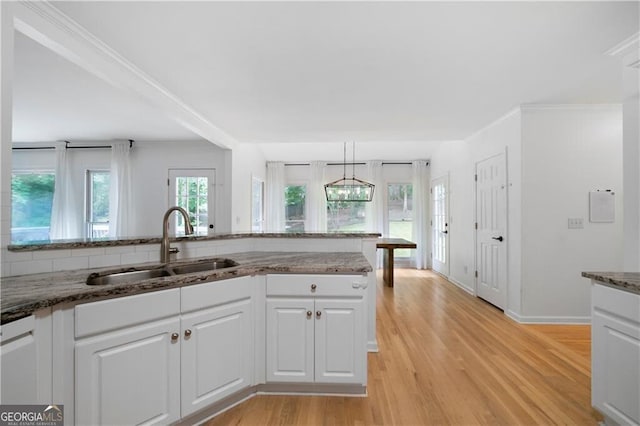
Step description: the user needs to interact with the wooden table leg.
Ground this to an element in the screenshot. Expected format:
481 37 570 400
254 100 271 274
383 248 395 287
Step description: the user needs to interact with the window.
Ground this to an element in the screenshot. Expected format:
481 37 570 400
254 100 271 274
251 177 264 232
327 201 366 232
387 183 413 258
169 169 215 235
285 184 306 232
11 172 55 242
86 170 110 238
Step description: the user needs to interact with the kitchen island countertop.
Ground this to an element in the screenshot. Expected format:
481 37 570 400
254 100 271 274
582 271 640 295
1 251 372 324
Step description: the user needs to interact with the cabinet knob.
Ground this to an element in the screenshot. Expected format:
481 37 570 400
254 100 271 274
184 329 192 338
311 284 317 292
171 332 179 342
307 310 312 318
316 310 322 318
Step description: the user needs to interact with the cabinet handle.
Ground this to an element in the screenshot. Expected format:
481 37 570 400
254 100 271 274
307 310 312 318
316 310 322 319
311 284 317 292
171 332 179 342
184 329 192 338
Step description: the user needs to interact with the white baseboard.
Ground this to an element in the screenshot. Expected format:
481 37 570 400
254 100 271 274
447 276 475 295
367 341 379 353
506 310 591 324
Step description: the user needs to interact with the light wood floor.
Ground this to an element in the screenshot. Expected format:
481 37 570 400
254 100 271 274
205 270 599 425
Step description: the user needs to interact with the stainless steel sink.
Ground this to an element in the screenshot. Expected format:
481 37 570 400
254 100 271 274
170 259 238 275
86 267 173 286
86 258 239 285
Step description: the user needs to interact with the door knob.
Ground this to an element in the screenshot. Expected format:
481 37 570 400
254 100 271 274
442 230 448 234
171 333 179 342
316 311 322 319
492 236 504 242
310 284 317 292
184 329 192 338
307 311 312 318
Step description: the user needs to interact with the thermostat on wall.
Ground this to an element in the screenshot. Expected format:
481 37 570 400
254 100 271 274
589 190 615 223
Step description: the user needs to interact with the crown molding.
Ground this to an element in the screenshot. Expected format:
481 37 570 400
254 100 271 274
520 104 622 111
605 32 640 58
11 1 238 150
465 107 521 142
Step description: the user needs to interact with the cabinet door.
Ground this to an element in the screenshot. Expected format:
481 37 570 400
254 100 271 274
0 310 52 404
315 298 366 384
75 317 181 425
181 297 253 416
266 298 314 383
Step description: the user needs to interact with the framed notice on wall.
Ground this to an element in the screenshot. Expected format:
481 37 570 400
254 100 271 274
589 191 615 223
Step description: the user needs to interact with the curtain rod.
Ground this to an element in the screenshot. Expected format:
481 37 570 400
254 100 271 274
284 161 428 166
12 139 135 150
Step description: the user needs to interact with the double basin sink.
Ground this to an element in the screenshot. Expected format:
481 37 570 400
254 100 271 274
86 258 238 286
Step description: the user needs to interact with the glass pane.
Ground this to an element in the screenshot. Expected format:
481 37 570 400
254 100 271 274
387 183 413 258
251 179 264 232
88 171 110 238
327 201 366 232
11 173 55 242
285 185 306 232
174 176 209 235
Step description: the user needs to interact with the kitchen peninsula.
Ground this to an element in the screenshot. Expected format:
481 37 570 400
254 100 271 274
1 232 379 425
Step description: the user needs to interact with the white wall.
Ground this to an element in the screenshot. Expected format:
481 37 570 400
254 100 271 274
231 143 266 232
520 105 623 320
622 52 640 271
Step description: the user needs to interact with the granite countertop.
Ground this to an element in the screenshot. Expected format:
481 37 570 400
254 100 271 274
1 251 372 324
8 232 381 252
582 272 640 295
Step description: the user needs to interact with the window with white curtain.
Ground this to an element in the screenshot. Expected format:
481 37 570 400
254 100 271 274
11 172 55 242
327 201 366 232
251 177 265 232
285 184 306 232
86 170 110 238
387 183 413 258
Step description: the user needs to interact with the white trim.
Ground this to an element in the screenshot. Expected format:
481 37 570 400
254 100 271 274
367 341 379 353
605 32 640 57
506 310 591 325
465 107 521 142
447 276 475 296
12 1 238 150
520 104 622 112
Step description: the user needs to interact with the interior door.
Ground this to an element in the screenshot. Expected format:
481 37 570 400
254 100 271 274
475 153 507 309
431 175 449 277
168 169 215 235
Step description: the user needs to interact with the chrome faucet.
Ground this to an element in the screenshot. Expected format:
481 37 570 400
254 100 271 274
161 206 194 263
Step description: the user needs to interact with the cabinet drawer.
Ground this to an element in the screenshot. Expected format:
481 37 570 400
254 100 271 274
266 274 367 297
181 276 253 313
75 289 180 338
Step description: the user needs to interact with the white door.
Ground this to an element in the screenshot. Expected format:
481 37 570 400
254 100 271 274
75 317 181 425
314 298 365 384
168 169 216 235
181 298 252 416
431 175 450 277
266 298 314 383
475 153 507 309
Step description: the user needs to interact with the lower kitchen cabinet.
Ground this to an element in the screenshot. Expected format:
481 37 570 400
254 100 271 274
266 274 367 385
591 283 640 426
74 276 255 424
0 308 52 404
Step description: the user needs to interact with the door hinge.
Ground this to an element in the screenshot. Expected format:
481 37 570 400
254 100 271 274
474 174 478 182
430 220 432 226
167 178 170 186
475 270 478 278
475 222 478 230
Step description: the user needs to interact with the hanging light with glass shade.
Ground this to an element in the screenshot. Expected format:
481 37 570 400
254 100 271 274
324 142 375 202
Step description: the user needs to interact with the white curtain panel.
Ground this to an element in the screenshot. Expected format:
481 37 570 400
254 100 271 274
265 162 285 232
307 161 327 232
366 160 384 268
412 160 430 269
50 142 81 239
109 141 132 238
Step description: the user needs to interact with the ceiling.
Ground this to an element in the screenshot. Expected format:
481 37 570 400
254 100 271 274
12 1 639 144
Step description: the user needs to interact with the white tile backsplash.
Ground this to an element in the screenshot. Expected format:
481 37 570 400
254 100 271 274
53 256 89 272
11 259 53 276
33 250 73 260
3 249 33 262
121 252 149 264
72 247 105 257
105 246 136 255
89 254 122 268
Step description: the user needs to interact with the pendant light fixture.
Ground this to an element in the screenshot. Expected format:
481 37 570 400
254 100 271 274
324 142 375 202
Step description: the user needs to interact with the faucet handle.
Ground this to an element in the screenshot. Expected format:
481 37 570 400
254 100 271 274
169 247 179 254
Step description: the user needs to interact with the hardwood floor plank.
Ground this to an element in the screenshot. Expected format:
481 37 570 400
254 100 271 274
205 270 599 425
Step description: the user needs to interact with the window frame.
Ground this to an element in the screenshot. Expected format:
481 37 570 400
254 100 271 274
85 169 111 238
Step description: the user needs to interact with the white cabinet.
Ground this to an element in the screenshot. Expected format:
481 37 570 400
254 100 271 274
0 308 52 404
180 276 253 417
591 283 640 426
74 276 255 424
266 274 367 385
75 289 182 425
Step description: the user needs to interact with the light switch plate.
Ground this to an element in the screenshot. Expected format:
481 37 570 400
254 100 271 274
568 218 584 229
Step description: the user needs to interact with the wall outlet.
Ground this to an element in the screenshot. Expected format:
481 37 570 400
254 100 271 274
568 218 584 229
